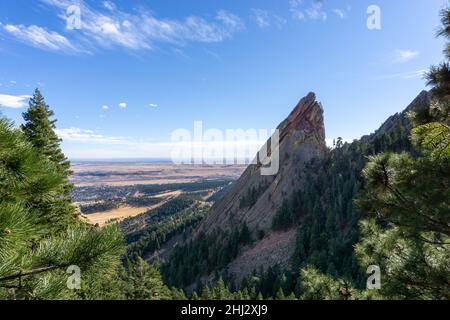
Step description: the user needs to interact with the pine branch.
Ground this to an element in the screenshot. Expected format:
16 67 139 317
0 265 59 283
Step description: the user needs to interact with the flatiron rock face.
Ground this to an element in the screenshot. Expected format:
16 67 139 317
195 92 327 276
184 90 432 281
198 92 326 234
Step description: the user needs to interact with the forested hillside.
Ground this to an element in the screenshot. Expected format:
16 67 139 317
161 90 431 297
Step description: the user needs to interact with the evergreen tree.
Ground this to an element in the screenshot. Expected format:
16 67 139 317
275 288 286 300
120 257 171 300
298 7 449 301
0 117 124 299
21 89 72 196
212 278 232 300
21 89 69 169
299 266 382 300
171 288 187 300
191 292 200 300
354 8 450 299
201 285 212 300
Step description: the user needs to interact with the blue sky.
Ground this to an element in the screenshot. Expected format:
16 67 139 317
0 0 447 159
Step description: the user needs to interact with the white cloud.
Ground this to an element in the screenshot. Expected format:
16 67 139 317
216 10 245 32
273 15 288 29
119 102 127 108
102 105 109 110
149 103 158 108
56 128 128 144
2 23 77 52
103 1 116 11
250 9 270 28
0 94 31 108
306 1 327 21
38 0 244 52
333 9 345 19
290 0 327 22
394 49 420 63
290 0 306 21
375 69 427 80
204 48 222 61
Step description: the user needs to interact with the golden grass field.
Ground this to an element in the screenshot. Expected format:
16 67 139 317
80 190 183 226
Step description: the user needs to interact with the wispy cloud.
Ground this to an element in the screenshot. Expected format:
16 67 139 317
333 4 351 19
102 105 109 110
306 1 327 21
1 23 77 53
204 48 222 62
290 0 327 22
273 15 288 29
290 0 306 21
375 69 427 80
216 10 245 32
149 103 158 108
37 0 244 52
102 1 116 11
250 9 287 30
251 9 271 28
394 49 420 63
56 127 127 144
333 9 345 19
119 102 127 108
0 94 31 108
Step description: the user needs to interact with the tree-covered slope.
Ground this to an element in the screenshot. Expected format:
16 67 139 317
162 90 432 294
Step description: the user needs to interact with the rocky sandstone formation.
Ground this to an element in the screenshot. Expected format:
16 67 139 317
195 92 327 277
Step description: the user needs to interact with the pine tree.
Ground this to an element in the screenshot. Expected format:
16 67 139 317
212 278 232 300
240 287 250 300
275 288 286 300
22 89 68 168
191 292 200 300
201 285 212 300
0 117 124 299
19 89 76 230
171 288 187 300
120 257 171 300
300 266 357 300
296 7 450 301
21 89 72 196
354 8 450 299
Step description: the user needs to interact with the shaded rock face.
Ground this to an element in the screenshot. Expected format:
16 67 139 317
197 92 326 237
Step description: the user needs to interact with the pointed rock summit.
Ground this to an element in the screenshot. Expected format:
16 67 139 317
199 91 326 232
195 93 327 275
277 92 325 147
